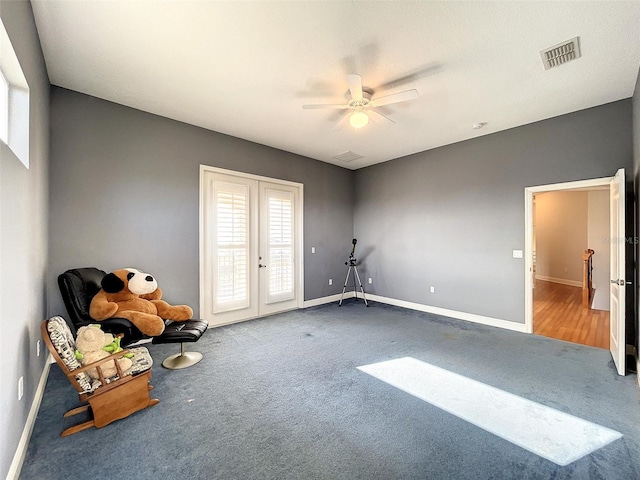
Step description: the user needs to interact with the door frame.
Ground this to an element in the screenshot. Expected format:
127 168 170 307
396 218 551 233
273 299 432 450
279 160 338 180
524 175 614 331
199 165 304 326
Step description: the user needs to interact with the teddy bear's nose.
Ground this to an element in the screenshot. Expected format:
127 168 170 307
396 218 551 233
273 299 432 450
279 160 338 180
146 275 154 282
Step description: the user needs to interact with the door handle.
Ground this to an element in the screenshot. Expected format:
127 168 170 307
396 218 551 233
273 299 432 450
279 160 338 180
259 264 267 268
610 279 627 286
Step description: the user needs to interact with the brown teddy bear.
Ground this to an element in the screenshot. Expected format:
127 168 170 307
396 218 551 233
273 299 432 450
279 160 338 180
89 268 193 336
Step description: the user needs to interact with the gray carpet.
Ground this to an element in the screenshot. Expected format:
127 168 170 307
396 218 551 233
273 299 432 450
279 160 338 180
20 301 640 479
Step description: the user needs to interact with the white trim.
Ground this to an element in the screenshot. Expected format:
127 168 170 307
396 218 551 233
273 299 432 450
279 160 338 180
366 294 528 333
303 291 354 308
199 166 205 322
200 165 303 188
526 177 614 194
0 19 30 168
7 355 52 480
0 67 8 143
524 175 613 335
204 308 299 329
297 187 305 306
535 275 583 288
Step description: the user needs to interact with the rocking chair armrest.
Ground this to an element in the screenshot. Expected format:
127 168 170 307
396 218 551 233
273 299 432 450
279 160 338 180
68 349 134 384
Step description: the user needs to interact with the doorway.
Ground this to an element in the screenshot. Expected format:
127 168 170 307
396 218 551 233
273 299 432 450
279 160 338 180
532 189 610 349
524 169 626 375
200 166 304 327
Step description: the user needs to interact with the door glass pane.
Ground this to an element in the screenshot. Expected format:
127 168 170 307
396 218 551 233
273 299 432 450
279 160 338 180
214 182 249 312
267 189 294 302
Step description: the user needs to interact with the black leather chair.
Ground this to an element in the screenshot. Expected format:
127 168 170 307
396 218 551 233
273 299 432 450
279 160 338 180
58 267 208 368
58 267 146 346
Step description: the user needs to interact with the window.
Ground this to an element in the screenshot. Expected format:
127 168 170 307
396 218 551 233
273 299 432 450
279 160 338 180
214 182 250 311
266 190 294 300
0 68 8 144
0 18 29 169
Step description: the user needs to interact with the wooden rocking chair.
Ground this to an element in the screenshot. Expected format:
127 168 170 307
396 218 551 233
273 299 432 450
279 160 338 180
41 316 160 437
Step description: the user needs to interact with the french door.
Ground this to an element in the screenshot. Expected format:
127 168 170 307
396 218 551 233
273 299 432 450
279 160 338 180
609 168 625 376
200 167 302 326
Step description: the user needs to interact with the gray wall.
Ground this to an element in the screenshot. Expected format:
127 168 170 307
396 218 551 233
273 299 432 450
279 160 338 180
0 1 49 478
354 100 633 324
633 66 640 364
48 87 354 319
534 191 588 284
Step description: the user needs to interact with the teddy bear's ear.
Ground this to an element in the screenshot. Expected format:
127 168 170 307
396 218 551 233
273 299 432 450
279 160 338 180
101 272 125 293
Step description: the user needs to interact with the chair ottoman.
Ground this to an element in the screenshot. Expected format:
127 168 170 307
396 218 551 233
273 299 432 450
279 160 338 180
152 319 208 369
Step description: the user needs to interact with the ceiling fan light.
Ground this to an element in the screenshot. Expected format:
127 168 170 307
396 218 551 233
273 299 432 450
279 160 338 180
349 111 369 129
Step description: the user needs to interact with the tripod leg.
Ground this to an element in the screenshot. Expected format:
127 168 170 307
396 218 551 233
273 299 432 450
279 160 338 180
353 266 369 307
338 266 352 306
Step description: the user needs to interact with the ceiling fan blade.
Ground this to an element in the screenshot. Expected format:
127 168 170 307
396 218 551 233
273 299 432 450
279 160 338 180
303 103 349 110
332 112 352 131
371 89 418 107
375 63 441 90
367 109 396 125
347 74 363 100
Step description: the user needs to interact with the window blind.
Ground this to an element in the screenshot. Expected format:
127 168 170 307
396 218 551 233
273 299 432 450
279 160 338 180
266 190 294 302
214 183 250 312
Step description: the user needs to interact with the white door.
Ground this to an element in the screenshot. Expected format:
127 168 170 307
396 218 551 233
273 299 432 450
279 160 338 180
201 169 302 326
609 168 626 376
259 182 299 315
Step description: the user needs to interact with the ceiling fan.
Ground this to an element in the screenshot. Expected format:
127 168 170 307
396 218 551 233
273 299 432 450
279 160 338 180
302 74 419 129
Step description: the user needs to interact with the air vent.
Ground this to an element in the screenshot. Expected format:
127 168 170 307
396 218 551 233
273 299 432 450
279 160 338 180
540 37 581 70
332 150 364 162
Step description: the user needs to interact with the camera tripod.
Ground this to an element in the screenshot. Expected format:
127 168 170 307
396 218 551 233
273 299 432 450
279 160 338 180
339 239 369 307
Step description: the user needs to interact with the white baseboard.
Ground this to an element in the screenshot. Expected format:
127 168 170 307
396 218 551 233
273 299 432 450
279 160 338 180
535 275 583 288
303 291 354 308
365 294 528 333
7 354 52 480
303 292 527 333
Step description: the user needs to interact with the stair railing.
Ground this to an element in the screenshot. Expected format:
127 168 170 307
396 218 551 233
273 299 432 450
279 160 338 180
582 249 595 308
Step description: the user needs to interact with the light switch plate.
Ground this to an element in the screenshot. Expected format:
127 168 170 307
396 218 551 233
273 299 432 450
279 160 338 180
513 249 523 259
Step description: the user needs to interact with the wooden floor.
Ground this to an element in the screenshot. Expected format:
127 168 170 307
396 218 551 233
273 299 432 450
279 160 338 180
533 280 609 349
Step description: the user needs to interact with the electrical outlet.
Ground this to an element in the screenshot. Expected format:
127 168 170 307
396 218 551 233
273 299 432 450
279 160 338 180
368 278 372 284
37 339 41 357
430 286 435 293
18 376 23 401
311 247 315 254
328 278 332 286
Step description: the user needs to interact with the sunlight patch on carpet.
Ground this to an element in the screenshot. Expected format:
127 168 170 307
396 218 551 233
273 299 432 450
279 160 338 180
357 357 622 466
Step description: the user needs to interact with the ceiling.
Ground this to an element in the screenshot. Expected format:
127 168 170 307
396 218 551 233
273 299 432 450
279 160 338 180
30 1 640 170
